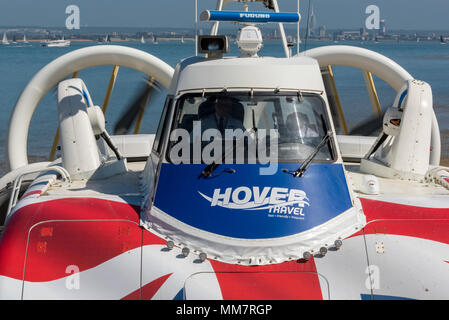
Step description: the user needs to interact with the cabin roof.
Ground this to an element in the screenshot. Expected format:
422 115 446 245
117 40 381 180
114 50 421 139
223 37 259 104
169 55 325 95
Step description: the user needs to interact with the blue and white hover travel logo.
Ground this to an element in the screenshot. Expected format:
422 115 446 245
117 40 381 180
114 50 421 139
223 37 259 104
198 186 310 219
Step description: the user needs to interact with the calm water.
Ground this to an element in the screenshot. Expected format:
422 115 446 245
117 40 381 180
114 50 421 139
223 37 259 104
1 39 449 175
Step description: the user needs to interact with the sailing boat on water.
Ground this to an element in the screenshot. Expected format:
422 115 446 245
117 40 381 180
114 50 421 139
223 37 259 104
440 35 447 45
98 34 111 44
2 33 9 45
23 34 29 44
153 35 158 44
181 36 184 44
140 35 145 44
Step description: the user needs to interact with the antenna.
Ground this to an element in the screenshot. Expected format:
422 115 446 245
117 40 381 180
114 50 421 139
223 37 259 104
304 0 312 52
297 0 300 55
210 0 224 35
195 0 199 56
269 0 290 58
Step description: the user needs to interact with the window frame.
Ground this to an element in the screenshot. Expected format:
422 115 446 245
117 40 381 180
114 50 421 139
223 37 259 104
152 95 173 156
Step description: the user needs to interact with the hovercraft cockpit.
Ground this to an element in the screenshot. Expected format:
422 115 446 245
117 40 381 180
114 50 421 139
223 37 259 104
141 13 366 265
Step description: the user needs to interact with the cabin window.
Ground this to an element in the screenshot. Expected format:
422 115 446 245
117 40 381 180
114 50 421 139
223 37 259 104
166 92 334 163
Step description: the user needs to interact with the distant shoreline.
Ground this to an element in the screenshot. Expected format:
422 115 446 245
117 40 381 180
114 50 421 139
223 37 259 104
6 38 447 43
3 37 448 44
10 38 195 43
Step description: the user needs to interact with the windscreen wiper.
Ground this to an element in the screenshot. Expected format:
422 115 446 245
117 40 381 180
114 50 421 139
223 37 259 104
199 162 220 178
292 131 332 178
198 128 256 179
198 141 230 179
198 161 236 179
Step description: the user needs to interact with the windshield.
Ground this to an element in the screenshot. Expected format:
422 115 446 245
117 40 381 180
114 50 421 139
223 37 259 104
167 92 334 164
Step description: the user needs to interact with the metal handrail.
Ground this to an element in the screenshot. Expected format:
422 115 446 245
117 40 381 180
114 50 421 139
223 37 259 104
6 166 71 217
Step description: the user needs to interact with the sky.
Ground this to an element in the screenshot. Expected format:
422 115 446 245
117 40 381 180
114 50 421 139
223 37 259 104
1 0 449 31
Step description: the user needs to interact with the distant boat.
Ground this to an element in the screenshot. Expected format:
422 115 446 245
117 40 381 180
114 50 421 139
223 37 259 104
440 36 447 45
141 35 145 44
2 33 9 45
153 36 158 44
23 34 29 44
41 37 71 47
98 34 111 44
181 36 184 44
11 35 17 44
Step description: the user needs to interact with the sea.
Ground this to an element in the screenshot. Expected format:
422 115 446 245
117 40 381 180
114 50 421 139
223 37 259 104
1 39 449 176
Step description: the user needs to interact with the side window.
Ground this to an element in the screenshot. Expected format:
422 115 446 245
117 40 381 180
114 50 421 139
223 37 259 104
152 96 173 155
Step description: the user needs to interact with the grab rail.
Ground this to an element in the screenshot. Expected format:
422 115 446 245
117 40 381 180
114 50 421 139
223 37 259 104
6 166 71 217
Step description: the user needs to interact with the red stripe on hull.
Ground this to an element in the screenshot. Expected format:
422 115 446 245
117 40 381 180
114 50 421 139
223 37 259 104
0 198 164 282
24 220 142 282
360 198 449 222
209 258 323 300
359 198 449 245
122 273 172 300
